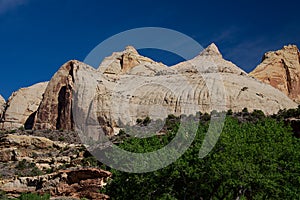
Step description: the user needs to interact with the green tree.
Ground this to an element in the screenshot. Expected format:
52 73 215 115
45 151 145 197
104 116 300 199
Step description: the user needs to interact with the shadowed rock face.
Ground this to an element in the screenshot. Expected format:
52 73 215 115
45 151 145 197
0 95 5 119
34 61 75 130
250 45 300 103
31 44 297 137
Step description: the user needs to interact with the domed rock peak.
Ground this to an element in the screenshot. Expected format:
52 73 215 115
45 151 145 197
98 46 159 75
172 43 247 75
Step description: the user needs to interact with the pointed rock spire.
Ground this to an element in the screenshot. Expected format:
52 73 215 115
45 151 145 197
200 43 222 57
125 45 139 54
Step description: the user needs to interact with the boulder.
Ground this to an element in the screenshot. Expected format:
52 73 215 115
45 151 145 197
3 82 48 129
250 44 300 103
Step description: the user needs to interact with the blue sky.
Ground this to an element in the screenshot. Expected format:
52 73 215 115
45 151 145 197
0 0 299 99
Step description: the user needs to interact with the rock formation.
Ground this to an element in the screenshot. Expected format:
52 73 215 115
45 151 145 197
250 44 300 103
0 95 5 119
33 60 89 131
0 168 111 200
173 43 247 75
32 44 297 137
0 133 111 199
3 82 48 129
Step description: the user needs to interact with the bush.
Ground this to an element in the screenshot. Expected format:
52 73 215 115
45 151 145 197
82 156 99 167
30 167 43 176
16 159 35 170
227 109 233 115
58 136 65 141
242 107 249 113
17 193 50 200
142 116 151 126
136 118 143 124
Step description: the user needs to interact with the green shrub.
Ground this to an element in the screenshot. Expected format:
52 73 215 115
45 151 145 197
82 156 98 167
17 193 50 200
30 167 43 176
136 118 143 124
58 136 65 141
142 116 151 126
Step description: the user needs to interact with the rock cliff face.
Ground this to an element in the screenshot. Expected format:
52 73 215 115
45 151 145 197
0 95 5 119
3 82 48 129
33 60 95 131
32 44 297 136
250 45 300 103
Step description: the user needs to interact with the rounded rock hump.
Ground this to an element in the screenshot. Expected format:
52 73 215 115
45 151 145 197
98 46 168 76
4 82 48 129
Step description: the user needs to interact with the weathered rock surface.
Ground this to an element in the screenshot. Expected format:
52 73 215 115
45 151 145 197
98 45 168 76
34 61 76 130
0 167 111 200
0 133 111 199
0 134 83 177
250 44 300 103
3 82 48 129
33 44 297 136
172 43 247 75
0 95 5 119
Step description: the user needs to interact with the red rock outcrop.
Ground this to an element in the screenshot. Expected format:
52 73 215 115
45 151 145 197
34 61 77 130
250 44 300 103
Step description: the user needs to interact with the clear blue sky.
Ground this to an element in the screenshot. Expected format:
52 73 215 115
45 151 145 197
0 0 299 99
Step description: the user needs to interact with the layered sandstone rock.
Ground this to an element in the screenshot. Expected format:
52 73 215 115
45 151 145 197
0 133 111 199
173 43 247 75
3 82 48 129
98 45 167 76
250 44 300 103
0 168 111 200
34 60 96 130
34 61 77 130
33 44 297 136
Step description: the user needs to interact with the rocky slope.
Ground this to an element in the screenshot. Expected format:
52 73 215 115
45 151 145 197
3 82 48 129
0 132 111 199
30 44 297 137
250 44 300 103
